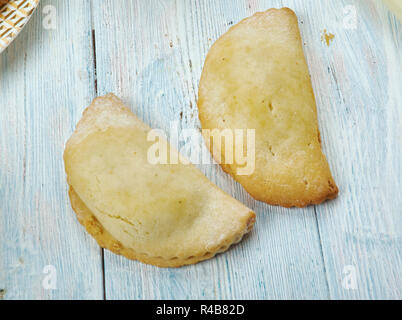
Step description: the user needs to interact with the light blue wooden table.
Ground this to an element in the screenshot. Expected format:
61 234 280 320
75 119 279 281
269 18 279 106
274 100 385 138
0 0 401 300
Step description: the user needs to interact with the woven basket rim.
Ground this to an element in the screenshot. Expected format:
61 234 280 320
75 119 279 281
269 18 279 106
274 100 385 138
0 0 40 54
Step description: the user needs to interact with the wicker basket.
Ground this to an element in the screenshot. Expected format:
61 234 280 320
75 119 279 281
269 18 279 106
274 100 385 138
0 0 40 53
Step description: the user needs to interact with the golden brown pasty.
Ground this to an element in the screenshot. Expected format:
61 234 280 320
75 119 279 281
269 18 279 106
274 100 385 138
198 8 338 208
64 94 255 267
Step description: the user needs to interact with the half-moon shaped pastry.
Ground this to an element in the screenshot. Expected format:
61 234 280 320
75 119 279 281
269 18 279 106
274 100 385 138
198 8 338 208
64 94 255 267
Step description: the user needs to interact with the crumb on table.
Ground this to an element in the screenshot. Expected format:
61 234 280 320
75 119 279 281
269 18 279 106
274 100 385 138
321 29 335 46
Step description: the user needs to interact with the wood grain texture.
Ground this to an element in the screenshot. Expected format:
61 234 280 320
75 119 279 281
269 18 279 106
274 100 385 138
0 0 104 299
308 0 402 299
0 0 400 300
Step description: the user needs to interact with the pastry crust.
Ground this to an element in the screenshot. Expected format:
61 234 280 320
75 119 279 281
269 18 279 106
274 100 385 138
64 94 255 268
68 187 254 268
198 8 338 208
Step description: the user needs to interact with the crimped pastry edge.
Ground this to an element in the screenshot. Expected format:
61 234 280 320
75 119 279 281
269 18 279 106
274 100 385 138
69 187 256 268
204 140 339 208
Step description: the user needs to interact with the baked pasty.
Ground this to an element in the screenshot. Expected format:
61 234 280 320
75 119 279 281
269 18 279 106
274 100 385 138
198 8 338 208
64 94 255 267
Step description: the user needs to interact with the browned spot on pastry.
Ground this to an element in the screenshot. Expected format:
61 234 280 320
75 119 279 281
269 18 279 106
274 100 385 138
85 216 103 236
328 179 337 192
268 145 275 156
111 241 123 253
268 102 273 111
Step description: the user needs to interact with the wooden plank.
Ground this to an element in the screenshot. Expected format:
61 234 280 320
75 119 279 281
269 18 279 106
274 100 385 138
0 0 103 299
0 0 397 300
92 0 330 300
307 0 402 299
